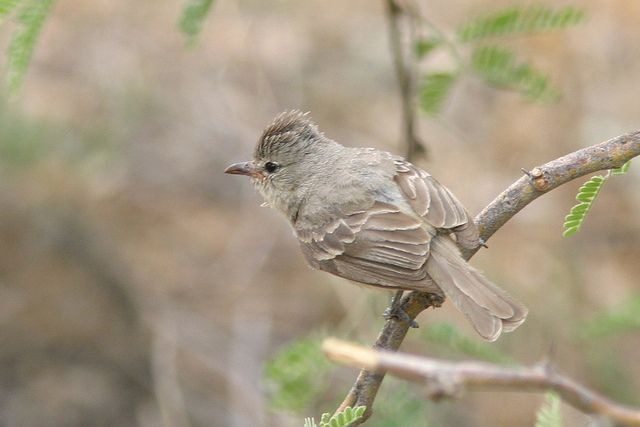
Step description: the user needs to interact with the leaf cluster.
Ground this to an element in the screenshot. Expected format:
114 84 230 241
178 0 216 46
304 406 366 427
457 6 585 42
535 392 563 427
563 160 632 237
1 0 54 94
264 335 333 413
417 5 585 115
0 0 220 94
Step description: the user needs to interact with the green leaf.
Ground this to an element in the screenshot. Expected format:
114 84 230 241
342 407 352 420
611 159 632 175
6 0 54 94
179 0 215 46
563 213 582 221
422 322 513 365
562 226 578 237
569 202 589 214
264 335 332 413
418 72 458 116
316 406 366 427
535 392 563 427
458 5 585 42
562 175 606 237
414 37 442 59
470 45 560 102
562 220 580 228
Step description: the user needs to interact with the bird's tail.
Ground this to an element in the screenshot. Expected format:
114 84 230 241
426 236 528 341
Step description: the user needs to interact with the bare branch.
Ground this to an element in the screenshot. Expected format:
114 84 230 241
386 0 423 160
325 338 640 426
464 130 640 258
336 130 640 423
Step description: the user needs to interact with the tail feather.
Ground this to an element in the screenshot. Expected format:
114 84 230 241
426 237 528 341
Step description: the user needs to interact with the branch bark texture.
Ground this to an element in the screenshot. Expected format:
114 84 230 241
386 0 422 160
336 130 640 423
326 338 640 426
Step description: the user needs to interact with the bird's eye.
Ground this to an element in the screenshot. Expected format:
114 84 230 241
264 161 280 173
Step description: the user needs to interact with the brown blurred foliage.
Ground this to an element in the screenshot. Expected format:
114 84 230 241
0 1 639 426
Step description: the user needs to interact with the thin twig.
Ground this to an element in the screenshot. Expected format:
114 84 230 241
325 338 640 426
386 0 422 160
152 318 192 427
398 1 465 67
336 130 640 424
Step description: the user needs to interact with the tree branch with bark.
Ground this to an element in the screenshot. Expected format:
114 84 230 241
334 130 640 424
325 338 640 426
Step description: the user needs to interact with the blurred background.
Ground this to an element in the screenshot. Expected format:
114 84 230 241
0 0 639 426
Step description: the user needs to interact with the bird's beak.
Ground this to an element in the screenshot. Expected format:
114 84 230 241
224 161 261 178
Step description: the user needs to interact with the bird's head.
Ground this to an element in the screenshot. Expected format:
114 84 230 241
225 110 339 218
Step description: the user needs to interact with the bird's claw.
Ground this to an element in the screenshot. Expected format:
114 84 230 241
383 306 419 328
383 291 419 328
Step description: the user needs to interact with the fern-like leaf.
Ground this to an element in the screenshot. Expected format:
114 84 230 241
611 159 632 175
322 406 366 427
562 175 605 237
418 72 458 115
304 406 366 427
470 45 560 102
535 392 563 427
6 0 54 94
179 0 215 46
563 161 632 236
458 5 585 42
264 335 332 413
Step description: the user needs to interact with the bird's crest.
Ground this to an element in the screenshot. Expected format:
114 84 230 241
255 110 322 158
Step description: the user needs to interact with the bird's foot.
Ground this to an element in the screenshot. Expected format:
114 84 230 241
427 293 445 308
383 290 419 328
478 238 489 249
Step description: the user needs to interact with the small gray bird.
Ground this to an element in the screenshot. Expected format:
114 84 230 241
225 111 527 341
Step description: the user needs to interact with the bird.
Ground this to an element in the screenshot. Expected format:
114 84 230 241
225 110 527 341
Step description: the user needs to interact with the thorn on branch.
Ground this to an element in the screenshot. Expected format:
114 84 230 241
523 167 552 191
521 168 534 178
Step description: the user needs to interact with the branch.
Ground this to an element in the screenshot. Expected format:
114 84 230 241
386 0 423 160
336 130 640 423
463 130 640 258
325 338 640 426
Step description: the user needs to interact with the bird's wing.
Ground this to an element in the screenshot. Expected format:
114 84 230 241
393 160 479 249
296 201 438 292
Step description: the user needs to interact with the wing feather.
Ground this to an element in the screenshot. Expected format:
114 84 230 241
394 160 479 248
296 201 437 292
295 159 480 292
